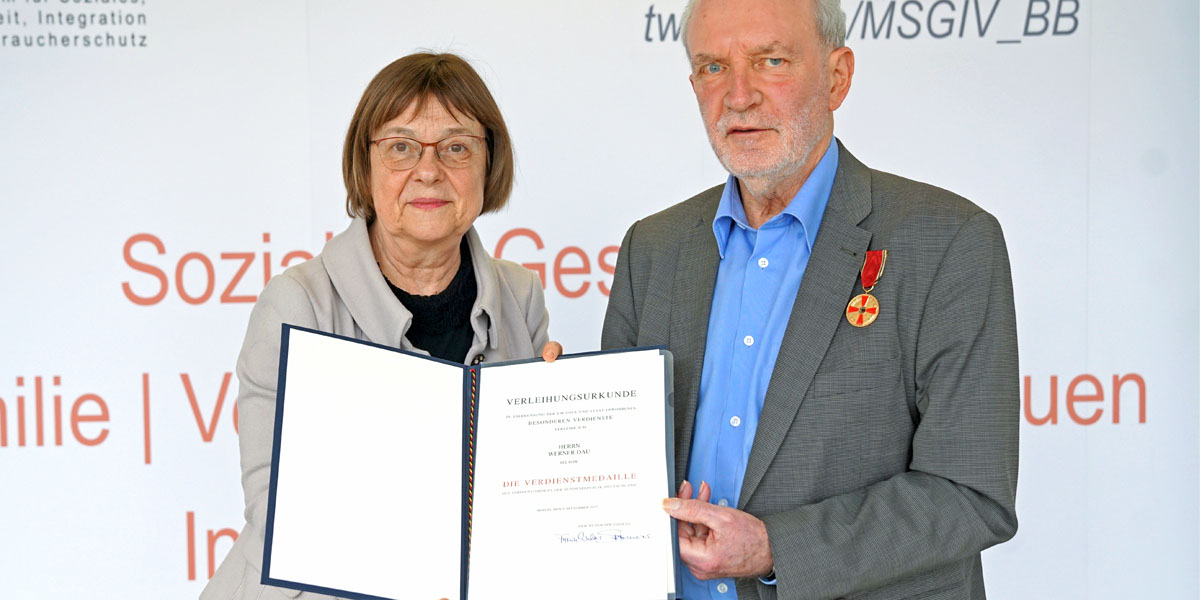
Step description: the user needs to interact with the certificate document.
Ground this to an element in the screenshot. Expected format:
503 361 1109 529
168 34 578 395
468 351 678 600
261 325 677 600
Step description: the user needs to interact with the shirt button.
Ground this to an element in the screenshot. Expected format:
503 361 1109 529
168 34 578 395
729 416 741 427
758 257 769 268
717 498 729 507
717 582 729 594
743 335 754 347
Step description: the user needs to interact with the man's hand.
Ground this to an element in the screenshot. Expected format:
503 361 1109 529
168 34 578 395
541 341 563 362
664 481 774 580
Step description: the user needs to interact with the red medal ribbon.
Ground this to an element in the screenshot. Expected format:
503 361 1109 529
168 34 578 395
861 250 887 291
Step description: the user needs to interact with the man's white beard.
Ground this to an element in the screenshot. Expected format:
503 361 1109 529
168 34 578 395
706 94 827 200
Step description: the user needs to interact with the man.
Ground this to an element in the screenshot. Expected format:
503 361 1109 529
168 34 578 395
601 0 1019 598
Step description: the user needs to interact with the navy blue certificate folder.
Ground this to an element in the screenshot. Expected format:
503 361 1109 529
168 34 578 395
261 324 679 600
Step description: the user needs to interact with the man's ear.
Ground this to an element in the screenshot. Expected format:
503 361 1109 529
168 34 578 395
827 46 855 111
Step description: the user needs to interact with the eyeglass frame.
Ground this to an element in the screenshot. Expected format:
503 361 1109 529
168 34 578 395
369 134 489 170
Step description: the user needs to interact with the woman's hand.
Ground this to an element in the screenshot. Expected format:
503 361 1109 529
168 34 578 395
541 341 563 362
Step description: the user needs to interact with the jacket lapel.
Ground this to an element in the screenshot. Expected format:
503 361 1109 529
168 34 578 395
670 189 722 487
323 218 413 349
738 143 875 508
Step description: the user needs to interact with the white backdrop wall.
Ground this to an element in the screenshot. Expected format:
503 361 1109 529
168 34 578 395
0 1 1196 598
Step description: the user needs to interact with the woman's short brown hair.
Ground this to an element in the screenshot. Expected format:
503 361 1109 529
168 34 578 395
342 53 515 222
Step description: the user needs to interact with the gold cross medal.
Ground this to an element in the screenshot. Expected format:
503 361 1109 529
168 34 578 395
847 250 887 328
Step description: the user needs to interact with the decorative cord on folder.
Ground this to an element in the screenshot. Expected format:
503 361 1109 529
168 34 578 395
467 366 478 561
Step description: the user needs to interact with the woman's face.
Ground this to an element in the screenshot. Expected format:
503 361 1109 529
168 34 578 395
369 98 487 251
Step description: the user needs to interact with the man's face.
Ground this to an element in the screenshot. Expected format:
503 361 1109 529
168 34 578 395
686 0 834 183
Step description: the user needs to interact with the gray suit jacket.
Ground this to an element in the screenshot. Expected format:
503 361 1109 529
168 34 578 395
202 218 549 600
602 143 1018 600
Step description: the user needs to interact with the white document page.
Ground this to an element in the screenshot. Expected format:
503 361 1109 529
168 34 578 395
266 328 466 600
468 350 675 599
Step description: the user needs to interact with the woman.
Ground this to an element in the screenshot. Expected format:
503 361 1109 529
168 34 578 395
202 53 559 600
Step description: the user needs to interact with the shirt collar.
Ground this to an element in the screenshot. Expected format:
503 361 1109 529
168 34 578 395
712 137 840 258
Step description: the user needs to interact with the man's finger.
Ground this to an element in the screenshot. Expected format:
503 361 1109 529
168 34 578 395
662 497 724 530
677 479 694 499
685 564 710 582
541 341 564 362
677 534 716 580
693 481 712 538
676 516 696 539
673 480 697 538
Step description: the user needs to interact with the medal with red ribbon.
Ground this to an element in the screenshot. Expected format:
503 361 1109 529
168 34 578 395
846 250 887 328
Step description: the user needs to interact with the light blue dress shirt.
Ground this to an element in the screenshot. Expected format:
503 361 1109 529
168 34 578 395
682 138 839 599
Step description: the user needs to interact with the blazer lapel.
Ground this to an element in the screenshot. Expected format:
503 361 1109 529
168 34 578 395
670 191 722 487
738 143 875 508
324 218 412 349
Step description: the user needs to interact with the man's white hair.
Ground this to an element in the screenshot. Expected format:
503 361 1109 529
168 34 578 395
680 0 847 56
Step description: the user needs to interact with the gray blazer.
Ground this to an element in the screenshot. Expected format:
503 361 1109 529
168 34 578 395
602 143 1018 600
202 218 550 600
